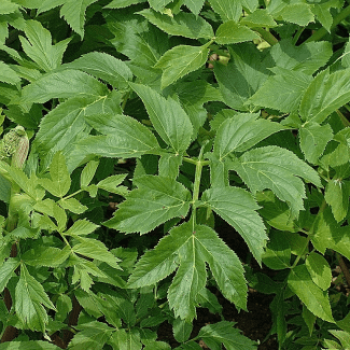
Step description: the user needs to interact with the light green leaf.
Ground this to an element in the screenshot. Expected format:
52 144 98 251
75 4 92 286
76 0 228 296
55 294 72 322
105 175 191 234
72 236 121 269
40 152 71 197
81 160 99 187
173 318 193 343
0 0 20 14
268 2 314 26
53 203 67 232
104 0 147 9
250 68 313 113
325 179 350 223
198 321 257 350
203 186 267 264
0 61 20 85
21 69 109 104
311 0 342 32
65 219 99 236
287 265 334 323
306 252 332 291
208 0 242 22
328 330 350 349
68 321 113 350
22 246 70 267
168 225 207 321
215 21 259 45
109 328 142 350
300 68 350 124
195 225 247 310
148 0 173 11
0 258 20 292
58 198 88 214
240 9 277 28
229 146 322 217
183 0 205 15
64 52 133 89
83 113 161 158
154 42 211 89
214 44 269 111
138 9 214 39
19 20 71 72
0 341 61 350
15 264 56 332
299 123 334 164
197 288 223 314
158 153 182 180
263 231 291 270
97 174 128 194
214 113 286 158
130 83 193 153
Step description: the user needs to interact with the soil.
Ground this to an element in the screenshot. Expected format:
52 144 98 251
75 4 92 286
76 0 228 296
157 219 279 349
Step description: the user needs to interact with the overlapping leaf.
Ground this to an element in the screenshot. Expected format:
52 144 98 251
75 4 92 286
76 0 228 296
105 175 191 234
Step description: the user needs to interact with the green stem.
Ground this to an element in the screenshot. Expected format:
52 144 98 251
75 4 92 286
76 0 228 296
121 90 130 111
183 156 209 166
292 27 305 45
291 200 327 268
336 109 350 127
306 4 350 43
254 27 279 46
63 189 83 200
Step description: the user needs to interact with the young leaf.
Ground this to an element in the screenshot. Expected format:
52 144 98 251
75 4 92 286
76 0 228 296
305 252 332 291
130 83 193 153
58 197 88 214
300 68 350 124
208 0 242 22
0 258 20 293
97 174 128 194
105 175 191 234
21 70 109 104
154 42 211 89
299 123 333 164
325 179 350 223
40 152 71 197
229 146 322 217
19 20 71 72
240 9 277 28
15 264 56 332
0 0 20 14
83 113 161 158
198 321 257 350
81 159 99 187
138 9 214 39
0 61 21 85
215 21 259 45
202 186 267 264
64 52 133 90
64 219 99 236
287 265 335 323
213 113 286 158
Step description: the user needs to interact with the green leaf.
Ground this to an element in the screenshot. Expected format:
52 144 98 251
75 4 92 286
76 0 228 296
130 83 193 153
229 146 322 217
214 44 269 111
22 246 70 267
82 113 160 158
0 61 20 85
240 9 277 28
68 321 113 350
250 68 313 113
268 2 314 26
0 341 61 350
173 318 193 343
19 20 71 72
81 160 99 187
183 0 205 15
154 42 211 89
148 0 173 11
305 252 332 291
213 113 286 158
300 68 350 124
215 21 259 45
158 153 182 180
55 294 72 322
64 52 133 90
311 0 341 32
21 70 109 104
299 123 334 164
105 175 191 234
0 258 20 292
0 0 20 14
203 186 267 264
40 152 71 197
97 174 128 194
287 265 334 323
198 321 257 350
109 328 142 350
104 0 147 9
72 237 120 269
208 0 242 22
64 219 99 237
38 0 99 38
138 9 214 39
263 231 291 270
325 179 350 222
15 264 56 332
58 197 88 214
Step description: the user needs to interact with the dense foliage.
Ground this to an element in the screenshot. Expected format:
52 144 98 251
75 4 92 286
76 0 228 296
1 0 350 349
